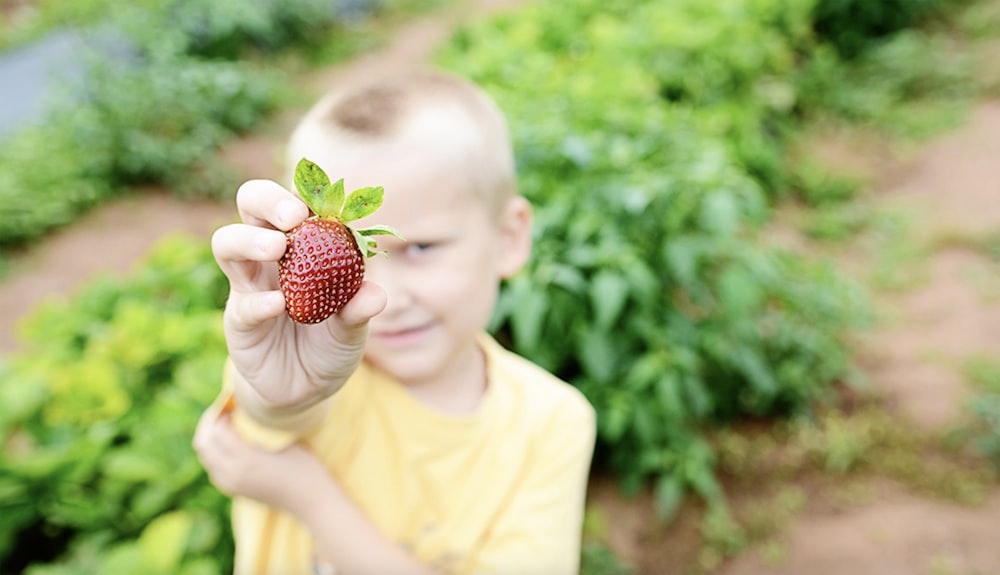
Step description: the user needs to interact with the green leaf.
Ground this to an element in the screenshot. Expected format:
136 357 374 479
132 483 176 522
357 224 405 240
590 270 629 330
354 223 406 257
6 446 72 478
623 261 660 308
293 158 338 217
602 394 631 443
510 280 547 351
139 510 193 572
663 236 700 288
340 186 385 222
104 449 166 482
718 265 762 315
633 404 658 445
686 460 723 504
655 373 685 421
700 190 740 235
102 544 150 574
186 511 223 554
577 327 616 383
322 178 347 219
681 373 712 417
550 264 587 293
654 474 684 522
732 347 778 396
179 557 223 575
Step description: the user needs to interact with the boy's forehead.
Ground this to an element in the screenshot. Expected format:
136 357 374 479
292 109 480 188
354 160 483 230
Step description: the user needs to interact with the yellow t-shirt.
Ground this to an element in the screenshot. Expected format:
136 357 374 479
213 334 597 575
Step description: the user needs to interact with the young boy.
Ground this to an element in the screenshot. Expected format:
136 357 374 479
192 69 596 575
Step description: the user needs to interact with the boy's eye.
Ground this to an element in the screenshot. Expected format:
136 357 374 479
405 242 435 256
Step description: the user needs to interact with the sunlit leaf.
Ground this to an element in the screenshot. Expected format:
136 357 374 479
590 271 629 329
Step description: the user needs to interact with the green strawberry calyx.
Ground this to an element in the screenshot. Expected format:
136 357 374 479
293 157 404 257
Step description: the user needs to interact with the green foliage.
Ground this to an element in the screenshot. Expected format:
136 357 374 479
710 404 994 568
959 356 1000 468
580 541 635 575
812 0 963 57
795 31 978 139
1 0 377 55
87 57 277 186
0 59 277 247
0 236 232 574
116 0 360 59
0 0 391 250
0 116 118 246
579 506 635 574
444 0 813 197
0 47 275 248
2 0 973 568
439 0 871 518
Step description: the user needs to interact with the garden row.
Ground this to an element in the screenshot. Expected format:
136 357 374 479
0 0 395 261
1 0 992 573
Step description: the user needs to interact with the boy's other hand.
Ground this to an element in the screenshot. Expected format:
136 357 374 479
193 410 326 517
211 179 387 411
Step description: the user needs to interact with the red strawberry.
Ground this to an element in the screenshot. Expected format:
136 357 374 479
278 158 402 324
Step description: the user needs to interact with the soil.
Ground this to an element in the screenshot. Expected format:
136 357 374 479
3 1 1000 573
707 101 1000 575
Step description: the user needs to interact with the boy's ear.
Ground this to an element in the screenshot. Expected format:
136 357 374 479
496 196 533 279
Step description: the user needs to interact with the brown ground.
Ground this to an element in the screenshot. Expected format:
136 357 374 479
711 103 1000 575
3 1 1000 574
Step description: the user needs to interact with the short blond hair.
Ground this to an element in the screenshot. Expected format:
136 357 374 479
287 69 518 211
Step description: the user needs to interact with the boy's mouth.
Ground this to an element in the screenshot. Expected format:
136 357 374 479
370 323 433 347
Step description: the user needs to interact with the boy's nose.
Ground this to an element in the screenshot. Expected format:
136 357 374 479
364 259 411 308
363 255 389 284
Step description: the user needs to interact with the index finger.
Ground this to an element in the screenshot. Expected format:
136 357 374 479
236 179 309 231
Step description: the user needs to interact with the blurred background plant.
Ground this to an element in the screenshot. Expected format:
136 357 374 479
0 0 403 251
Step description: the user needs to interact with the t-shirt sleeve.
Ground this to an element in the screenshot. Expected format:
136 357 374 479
469 395 597 575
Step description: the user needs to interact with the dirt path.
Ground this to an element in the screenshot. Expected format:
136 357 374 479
0 191 235 352
862 103 1000 427
714 101 1000 574
581 99 1000 575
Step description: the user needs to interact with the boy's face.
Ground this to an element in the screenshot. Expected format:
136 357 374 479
302 135 530 389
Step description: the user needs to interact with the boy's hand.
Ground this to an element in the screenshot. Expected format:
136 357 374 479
212 179 387 411
193 410 327 517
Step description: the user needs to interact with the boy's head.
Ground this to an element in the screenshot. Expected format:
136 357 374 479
286 69 533 391
287 69 517 214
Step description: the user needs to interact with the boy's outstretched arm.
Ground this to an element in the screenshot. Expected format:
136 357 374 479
211 179 387 429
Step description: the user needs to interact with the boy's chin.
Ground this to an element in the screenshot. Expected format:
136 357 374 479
365 338 481 388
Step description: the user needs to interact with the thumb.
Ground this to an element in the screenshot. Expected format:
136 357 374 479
336 281 387 328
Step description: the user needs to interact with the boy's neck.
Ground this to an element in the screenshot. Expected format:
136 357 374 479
401 344 488 416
